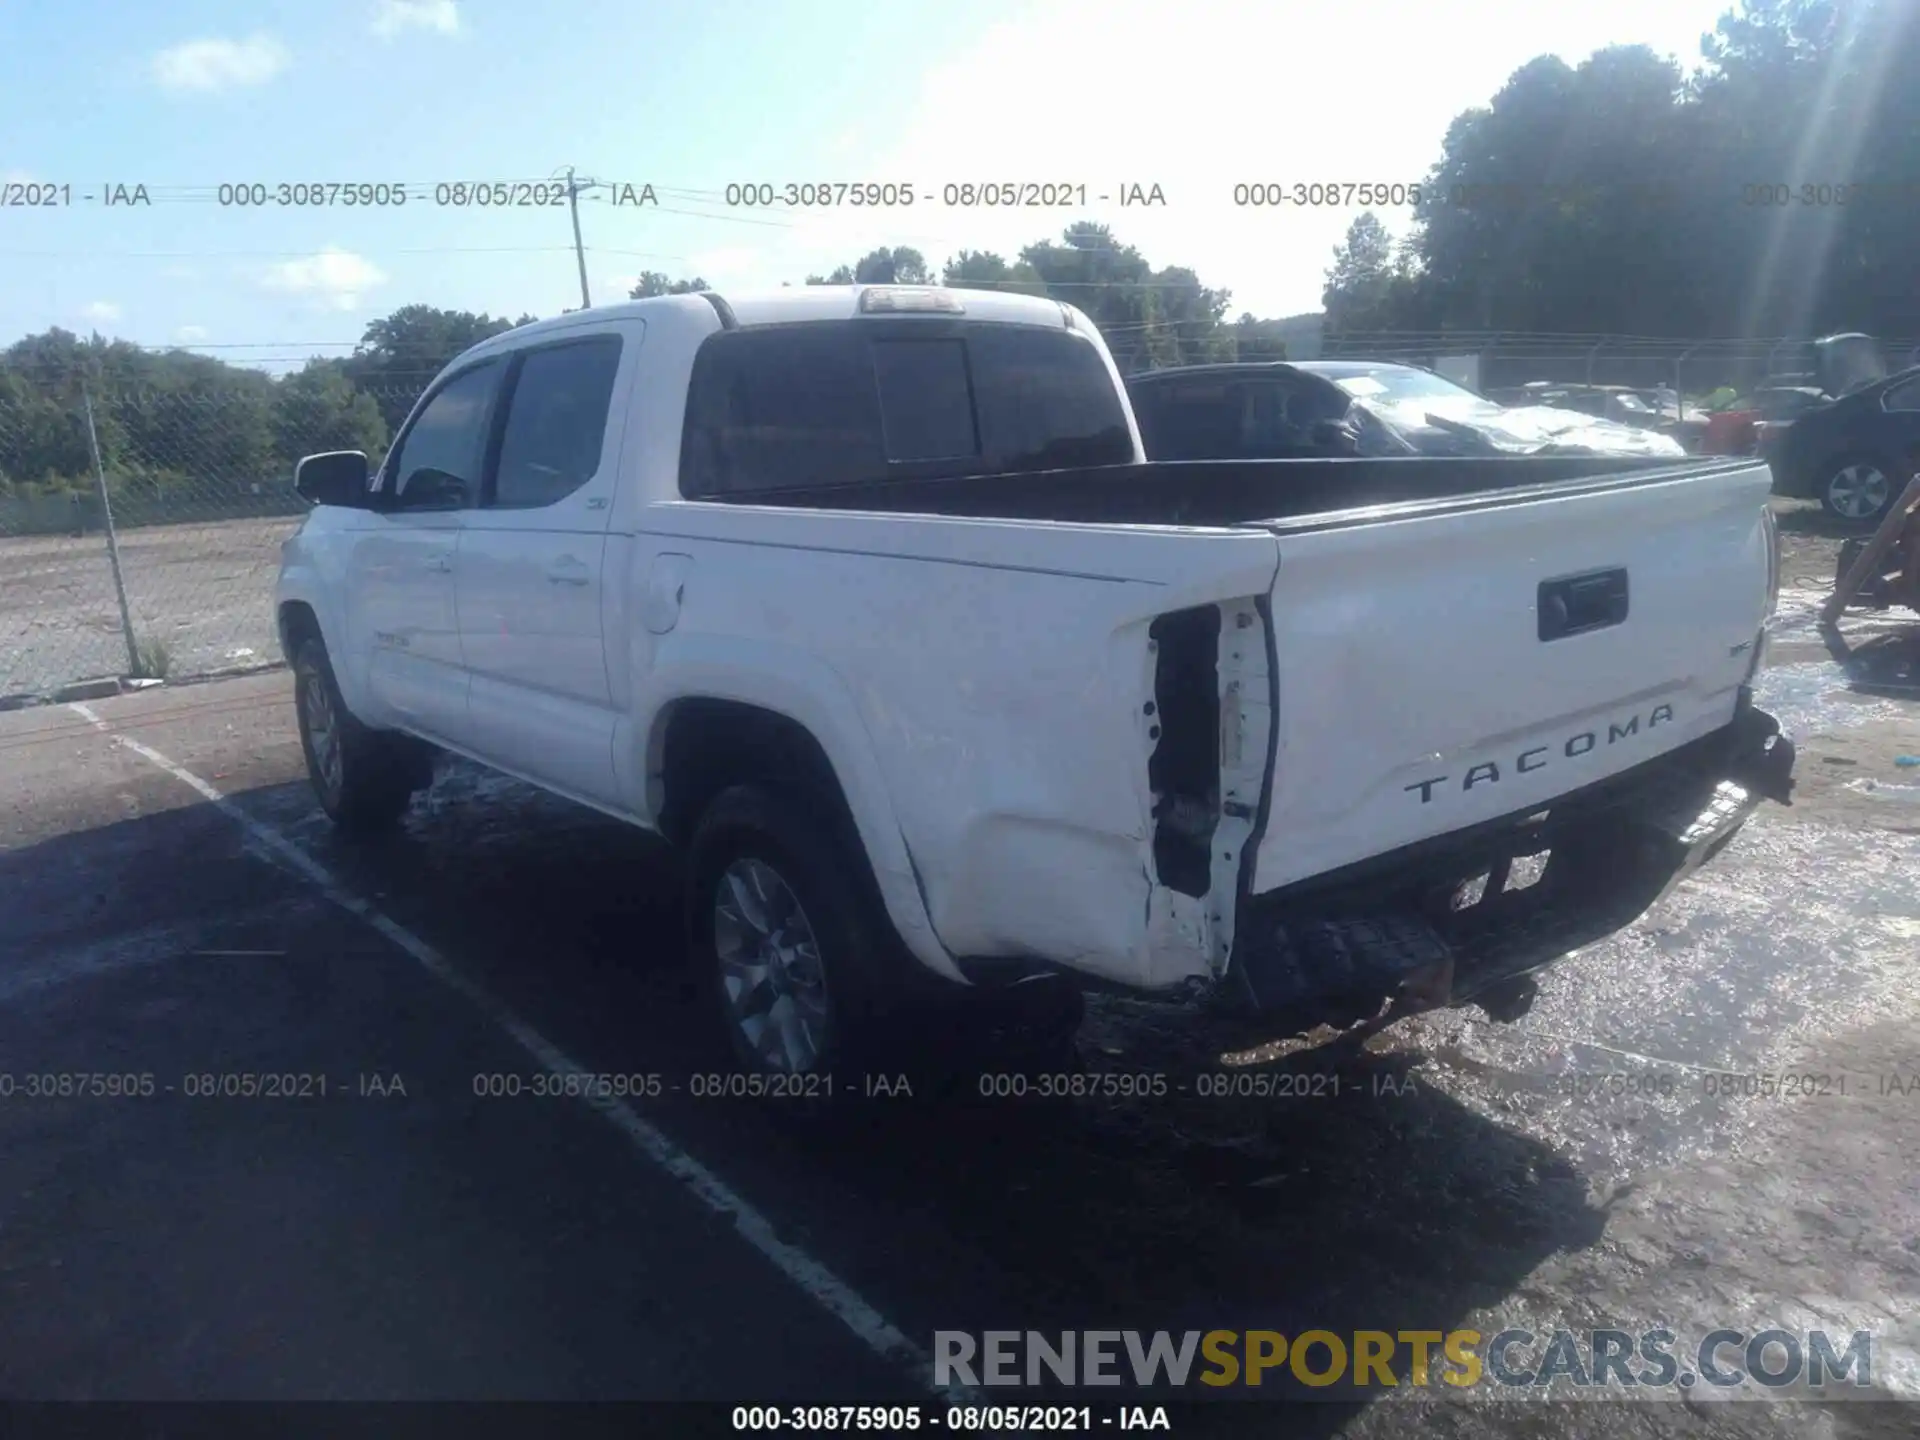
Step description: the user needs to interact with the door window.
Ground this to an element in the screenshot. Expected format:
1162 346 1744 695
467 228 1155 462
387 360 502 510
493 337 624 509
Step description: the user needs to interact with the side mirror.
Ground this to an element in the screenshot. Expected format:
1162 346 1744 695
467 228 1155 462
294 451 371 507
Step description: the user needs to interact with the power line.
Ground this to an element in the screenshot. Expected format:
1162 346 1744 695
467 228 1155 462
0 245 606 259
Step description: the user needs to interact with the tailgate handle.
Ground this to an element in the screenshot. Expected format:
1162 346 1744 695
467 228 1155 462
1539 568 1629 641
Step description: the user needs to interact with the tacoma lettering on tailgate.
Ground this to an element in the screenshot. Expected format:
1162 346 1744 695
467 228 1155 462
1403 703 1676 805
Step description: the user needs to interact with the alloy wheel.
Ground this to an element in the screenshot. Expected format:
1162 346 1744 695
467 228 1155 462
1826 463 1891 521
713 857 832 1073
300 667 344 803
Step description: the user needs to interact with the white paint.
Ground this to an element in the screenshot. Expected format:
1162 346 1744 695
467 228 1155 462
280 293 1779 997
65 701 945 1394
1249 459 1775 892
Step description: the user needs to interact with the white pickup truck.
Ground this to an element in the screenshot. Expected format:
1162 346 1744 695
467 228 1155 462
277 285 1796 1079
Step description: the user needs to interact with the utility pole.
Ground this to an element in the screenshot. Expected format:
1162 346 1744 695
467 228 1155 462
566 166 591 309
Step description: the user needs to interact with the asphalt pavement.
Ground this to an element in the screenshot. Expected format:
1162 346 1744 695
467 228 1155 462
2 596 1918 1438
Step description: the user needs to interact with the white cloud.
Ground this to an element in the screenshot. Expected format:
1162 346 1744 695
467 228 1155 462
174 325 210 343
151 35 289 94
770 0 1731 317
260 247 387 311
372 0 460 37
82 301 122 324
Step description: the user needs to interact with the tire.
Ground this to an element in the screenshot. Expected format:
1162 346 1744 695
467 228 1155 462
1817 455 1898 525
292 637 431 834
686 784 895 1083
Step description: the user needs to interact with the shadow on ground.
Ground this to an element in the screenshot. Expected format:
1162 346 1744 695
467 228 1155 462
212 764 1617 1429
2 765 1623 1425
1819 619 1920 701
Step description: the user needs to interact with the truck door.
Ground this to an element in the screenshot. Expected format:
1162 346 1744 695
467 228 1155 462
454 326 639 809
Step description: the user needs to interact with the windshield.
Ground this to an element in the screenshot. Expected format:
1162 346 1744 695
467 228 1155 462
1320 368 1489 407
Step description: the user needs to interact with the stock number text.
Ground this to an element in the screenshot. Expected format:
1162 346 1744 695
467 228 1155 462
724 182 915 207
218 182 409 207
0 1073 155 1098
1235 182 1421 207
1743 182 1920 207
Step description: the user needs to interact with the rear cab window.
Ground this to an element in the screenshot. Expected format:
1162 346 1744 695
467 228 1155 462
678 320 1132 496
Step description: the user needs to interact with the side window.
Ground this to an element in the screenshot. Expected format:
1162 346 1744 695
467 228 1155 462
493 337 624 509
387 361 501 510
1883 377 1920 412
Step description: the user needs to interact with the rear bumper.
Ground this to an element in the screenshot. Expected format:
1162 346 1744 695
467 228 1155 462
1223 692 1795 1023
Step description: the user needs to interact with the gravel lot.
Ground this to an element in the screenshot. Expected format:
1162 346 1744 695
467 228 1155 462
0 497 1916 1435
0 515 295 699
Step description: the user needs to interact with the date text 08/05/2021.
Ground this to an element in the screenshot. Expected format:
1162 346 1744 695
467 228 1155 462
730 1405 1172 1432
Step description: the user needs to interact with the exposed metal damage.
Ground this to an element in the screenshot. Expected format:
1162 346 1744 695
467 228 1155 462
1144 599 1272 980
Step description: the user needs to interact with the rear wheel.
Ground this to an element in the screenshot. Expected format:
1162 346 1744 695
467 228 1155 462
1818 455 1897 525
293 638 432 834
687 785 890 1083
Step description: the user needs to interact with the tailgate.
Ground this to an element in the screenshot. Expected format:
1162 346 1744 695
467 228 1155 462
1247 460 1776 895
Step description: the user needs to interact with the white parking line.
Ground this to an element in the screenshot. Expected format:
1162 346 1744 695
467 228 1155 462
68 701 941 1392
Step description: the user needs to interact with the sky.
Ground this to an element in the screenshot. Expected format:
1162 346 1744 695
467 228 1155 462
0 0 1741 373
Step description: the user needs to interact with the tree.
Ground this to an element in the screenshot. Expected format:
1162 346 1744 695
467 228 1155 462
1017 225 1168 371
272 360 390 472
1382 1 1920 338
1323 213 1423 332
344 305 536 430
941 250 1046 295
628 272 710 298
1229 315 1289 362
804 248 930 285
854 247 931 284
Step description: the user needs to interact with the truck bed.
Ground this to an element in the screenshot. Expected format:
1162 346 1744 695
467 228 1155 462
702 453 1733 529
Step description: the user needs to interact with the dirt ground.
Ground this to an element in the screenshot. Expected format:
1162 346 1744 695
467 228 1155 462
0 515 296 700
1762 500 1920 836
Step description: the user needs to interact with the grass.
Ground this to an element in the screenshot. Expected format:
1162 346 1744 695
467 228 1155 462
131 631 172 681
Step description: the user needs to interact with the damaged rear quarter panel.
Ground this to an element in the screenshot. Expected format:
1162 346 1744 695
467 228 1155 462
654 504 1279 989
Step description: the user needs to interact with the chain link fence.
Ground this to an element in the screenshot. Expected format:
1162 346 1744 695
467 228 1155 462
0 383 423 704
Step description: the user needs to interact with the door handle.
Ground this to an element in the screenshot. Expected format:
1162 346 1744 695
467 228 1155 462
547 557 591 587
425 553 452 573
